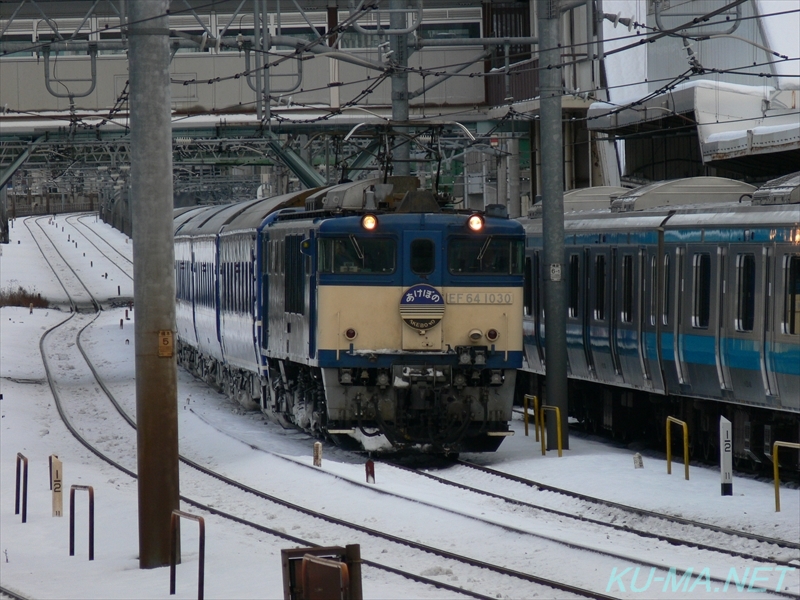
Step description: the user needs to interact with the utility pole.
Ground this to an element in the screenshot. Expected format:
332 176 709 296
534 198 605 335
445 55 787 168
537 0 569 449
128 0 181 568
390 0 410 176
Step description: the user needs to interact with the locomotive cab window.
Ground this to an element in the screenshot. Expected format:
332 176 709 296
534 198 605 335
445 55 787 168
318 236 396 274
448 237 523 275
411 239 435 275
783 254 800 335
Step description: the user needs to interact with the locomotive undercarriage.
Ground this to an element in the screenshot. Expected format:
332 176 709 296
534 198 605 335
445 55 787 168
264 359 515 452
523 373 799 475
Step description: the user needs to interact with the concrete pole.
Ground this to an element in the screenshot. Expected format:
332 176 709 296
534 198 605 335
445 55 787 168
128 0 181 568
537 0 569 449
390 0 410 176
508 137 521 218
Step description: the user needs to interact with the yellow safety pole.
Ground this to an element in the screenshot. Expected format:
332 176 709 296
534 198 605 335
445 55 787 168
666 416 689 480
540 405 563 457
523 395 539 440
773 441 800 512
540 407 546 456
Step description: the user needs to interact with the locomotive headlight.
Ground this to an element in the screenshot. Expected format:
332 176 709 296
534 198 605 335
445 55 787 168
467 213 484 232
486 328 499 342
344 328 357 341
361 214 378 231
469 329 483 341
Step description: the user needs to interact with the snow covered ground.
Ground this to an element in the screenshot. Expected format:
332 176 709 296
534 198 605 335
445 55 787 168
1 214 799 599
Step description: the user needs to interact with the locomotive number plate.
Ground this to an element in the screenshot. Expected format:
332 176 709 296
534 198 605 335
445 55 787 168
446 292 513 305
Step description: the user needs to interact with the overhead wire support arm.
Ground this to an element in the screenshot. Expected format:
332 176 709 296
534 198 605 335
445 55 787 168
43 44 98 99
349 0 423 36
654 0 743 36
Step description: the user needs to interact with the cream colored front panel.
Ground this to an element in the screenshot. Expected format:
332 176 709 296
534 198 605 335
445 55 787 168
317 286 404 353
442 287 523 351
317 285 523 354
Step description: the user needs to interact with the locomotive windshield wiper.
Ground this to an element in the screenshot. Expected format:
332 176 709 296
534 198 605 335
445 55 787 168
477 236 493 261
349 234 364 260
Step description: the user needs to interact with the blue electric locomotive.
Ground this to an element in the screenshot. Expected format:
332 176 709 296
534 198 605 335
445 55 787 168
175 176 525 452
520 173 800 466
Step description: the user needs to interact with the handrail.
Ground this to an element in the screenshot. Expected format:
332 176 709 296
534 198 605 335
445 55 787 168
773 441 800 512
170 510 206 599
666 416 689 480
539 404 563 457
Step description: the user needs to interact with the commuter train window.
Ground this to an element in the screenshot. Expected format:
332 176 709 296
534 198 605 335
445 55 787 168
594 254 606 321
784 255 800 335
622 254 633 323
318 236 396 274
692 253 711 329
411 239 435 275
568 254 580 318
448 237 524 275
649 255 657 326
736 254 756 332
662 254 670 326
523 257 533 316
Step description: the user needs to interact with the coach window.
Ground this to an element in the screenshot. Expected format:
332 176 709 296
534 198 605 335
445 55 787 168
692 253 711 328
594 255 606 321
784 255 800 335
622 254 633 323
568 254 580 318
736 254 756 332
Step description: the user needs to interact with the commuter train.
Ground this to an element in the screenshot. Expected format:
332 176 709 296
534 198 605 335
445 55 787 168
520 173 800 467
174 176 524 452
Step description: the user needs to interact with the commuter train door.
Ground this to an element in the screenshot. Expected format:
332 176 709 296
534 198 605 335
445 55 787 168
678 244 724 399
720 243 772 404
401 230 443 350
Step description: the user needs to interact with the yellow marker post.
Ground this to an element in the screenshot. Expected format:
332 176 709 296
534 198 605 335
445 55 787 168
539 405 563 457
666 416 690 480
523 395 539 440
773 441 800 512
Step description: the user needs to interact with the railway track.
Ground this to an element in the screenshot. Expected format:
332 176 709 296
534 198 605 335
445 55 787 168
379 457 800 565
20 214 799 598
25 213 614 599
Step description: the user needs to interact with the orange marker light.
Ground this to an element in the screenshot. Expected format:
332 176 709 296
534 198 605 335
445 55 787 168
467 214 484 232
361 214 378 230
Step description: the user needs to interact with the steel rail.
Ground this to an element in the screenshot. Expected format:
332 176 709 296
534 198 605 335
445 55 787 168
457 458 800 551
27 221 494 600
382 459 799 568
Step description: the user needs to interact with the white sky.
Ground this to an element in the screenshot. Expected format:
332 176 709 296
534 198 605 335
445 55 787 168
1 215 799 599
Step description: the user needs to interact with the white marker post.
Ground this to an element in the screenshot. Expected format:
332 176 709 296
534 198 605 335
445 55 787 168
51 456 63 516
720 416 733 496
